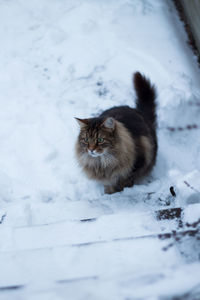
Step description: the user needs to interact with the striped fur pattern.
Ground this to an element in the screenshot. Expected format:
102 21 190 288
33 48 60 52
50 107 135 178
75 72 157 194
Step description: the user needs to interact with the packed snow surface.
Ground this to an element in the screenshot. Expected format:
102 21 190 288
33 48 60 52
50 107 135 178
0 0 200 299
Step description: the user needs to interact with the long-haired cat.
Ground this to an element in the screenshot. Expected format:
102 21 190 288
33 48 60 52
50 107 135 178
75 72 157 194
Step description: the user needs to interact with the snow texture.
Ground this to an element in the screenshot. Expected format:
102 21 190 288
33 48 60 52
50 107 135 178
0 0 200 299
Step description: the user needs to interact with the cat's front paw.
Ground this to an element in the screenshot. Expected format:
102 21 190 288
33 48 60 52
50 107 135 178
104 185 115 194
104 185 123 194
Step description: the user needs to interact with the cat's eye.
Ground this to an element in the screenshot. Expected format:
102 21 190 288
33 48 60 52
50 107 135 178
97 137 104 143
84 137 89 143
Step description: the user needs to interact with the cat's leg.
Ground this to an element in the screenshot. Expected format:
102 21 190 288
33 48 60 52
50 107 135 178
123 176 134 188
118 175 134 189
104 174 134 193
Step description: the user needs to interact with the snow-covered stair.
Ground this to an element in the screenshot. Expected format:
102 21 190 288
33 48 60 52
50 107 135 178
1 204 200 299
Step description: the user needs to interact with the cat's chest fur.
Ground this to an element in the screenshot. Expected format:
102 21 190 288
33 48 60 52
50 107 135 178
78 151 133 184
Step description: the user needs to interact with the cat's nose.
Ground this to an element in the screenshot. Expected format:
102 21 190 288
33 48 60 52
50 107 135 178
88 145 95 151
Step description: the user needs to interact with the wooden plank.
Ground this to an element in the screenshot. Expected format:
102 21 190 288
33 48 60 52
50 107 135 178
174 0 200 64
181 0 200 53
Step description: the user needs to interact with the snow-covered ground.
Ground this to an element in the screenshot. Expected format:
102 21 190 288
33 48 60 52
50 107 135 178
0 0 200 299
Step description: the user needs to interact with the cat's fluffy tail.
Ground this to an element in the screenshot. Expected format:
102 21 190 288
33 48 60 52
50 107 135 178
133 72 157 128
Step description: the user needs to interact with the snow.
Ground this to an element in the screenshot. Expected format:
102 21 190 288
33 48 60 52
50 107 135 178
0 0 200 299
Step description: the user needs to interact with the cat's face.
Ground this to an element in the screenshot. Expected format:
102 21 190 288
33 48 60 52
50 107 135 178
76 117 115 158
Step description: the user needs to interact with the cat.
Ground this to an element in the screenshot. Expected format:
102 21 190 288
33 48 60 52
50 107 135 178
75 72 157 194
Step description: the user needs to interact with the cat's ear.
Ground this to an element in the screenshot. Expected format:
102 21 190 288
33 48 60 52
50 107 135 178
75 118 89 128
102 117 115 130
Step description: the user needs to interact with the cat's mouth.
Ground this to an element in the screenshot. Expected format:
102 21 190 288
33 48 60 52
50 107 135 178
88 150 103 158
